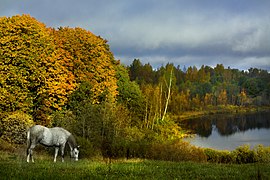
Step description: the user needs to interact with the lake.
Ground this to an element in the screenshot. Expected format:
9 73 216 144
181 111 270 150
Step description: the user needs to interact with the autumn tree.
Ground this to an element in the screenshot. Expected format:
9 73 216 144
185 66 198 82
0 15 76 124
52 27 118 103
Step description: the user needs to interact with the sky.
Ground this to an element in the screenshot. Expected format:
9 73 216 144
1 0 270 71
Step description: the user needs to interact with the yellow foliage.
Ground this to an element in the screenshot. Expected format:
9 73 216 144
0 15 77 117
0 112 34 144
53 27 118 103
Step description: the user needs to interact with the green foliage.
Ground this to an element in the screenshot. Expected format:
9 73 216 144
147 141 207 162
128 60 270 114
232 145 257 164
75 136 97 158
151 117 186 142
50 110 76 130
0 112 34 144
116 64 145 125
204 148 234 163
110 127 149 159
0 138 16 152
204 145 270 164
254 145 270 163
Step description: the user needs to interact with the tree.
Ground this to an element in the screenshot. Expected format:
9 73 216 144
141 84 161 129
198 65 210 83
238 89 248 106
129 59 155 85
204 93 213 107
161 66 173 121
116 64 145 125
217 90 227 105
186 66 198 82
0 15 76 124
53 27 118 103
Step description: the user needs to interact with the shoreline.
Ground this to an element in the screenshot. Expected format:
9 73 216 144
173 105 270 122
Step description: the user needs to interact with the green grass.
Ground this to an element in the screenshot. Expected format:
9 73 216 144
0 151 270 179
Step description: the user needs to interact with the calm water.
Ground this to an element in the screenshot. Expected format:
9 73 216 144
182 111 270 150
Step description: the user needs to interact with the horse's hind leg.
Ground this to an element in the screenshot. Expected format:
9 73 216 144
27 144 36 163
26 148 30 163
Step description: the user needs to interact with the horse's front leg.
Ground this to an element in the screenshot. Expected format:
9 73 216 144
60 145 65 162
54 147 59 162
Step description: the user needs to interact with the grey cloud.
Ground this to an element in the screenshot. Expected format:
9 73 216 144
1 0 270 70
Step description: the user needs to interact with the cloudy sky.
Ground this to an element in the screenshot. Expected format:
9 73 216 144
1 0 270 70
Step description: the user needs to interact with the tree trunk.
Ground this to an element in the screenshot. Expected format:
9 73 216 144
161 68 173 121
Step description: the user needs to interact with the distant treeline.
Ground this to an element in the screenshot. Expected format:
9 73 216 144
128 59 270 117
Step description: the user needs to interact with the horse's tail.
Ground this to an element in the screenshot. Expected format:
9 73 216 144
26 129 31 148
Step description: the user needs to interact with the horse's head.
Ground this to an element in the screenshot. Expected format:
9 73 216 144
70 146 80 161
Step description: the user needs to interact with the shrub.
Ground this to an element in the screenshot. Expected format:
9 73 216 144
232 145 256 164
75 136 97 158
50 110 76 130
204 148 235 163
204 145 270 164
254 145 270 163
0 138 16 152
0 112 34 144
146 141 207 162
110 138 149 159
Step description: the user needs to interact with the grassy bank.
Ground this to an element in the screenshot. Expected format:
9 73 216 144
0 151 270 179
174 105 270 121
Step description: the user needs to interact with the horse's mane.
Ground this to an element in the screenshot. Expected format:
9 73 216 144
67 134 78 149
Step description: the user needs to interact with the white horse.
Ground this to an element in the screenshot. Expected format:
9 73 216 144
26 125 79 163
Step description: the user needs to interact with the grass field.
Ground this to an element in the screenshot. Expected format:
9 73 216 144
0 151 270 179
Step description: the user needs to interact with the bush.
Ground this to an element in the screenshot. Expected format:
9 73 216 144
254 145 270 163
204 145 270 164
0 138 16 152
232 145 257 164
0 112 34 144
146 141 207 162
110 138 149 159
75 136 97 158
204 148 234 163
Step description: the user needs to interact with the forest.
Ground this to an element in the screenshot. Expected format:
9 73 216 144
1 15 270 160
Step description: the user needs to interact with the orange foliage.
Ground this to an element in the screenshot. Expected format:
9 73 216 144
1 14 119 124
53 27 118 103
0 15 76 122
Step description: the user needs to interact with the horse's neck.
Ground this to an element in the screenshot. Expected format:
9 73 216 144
67 134 77 150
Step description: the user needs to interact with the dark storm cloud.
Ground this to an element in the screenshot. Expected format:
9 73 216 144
1 0 270 70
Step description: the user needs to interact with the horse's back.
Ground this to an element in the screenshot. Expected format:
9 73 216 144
50 127 71 145
29 125 47 138
28 125 71 146
28 125 51 145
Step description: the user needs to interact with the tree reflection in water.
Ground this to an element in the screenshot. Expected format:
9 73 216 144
181 112 270 137
182 112 270 150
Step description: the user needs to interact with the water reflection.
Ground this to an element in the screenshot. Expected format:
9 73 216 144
181 112 270 137
181 112 270 150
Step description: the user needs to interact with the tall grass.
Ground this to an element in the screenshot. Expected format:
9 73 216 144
0 151 270 179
